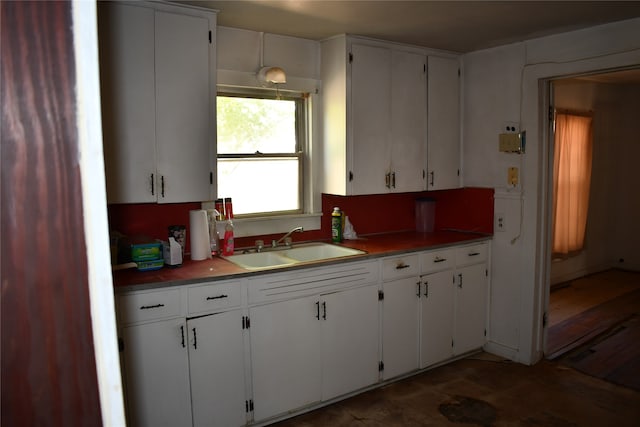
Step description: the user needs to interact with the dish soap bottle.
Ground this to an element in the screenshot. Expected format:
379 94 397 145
331 207 343 243
222 220 235 256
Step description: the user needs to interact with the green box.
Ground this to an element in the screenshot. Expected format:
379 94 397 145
136 258 164 272
131 242 162 262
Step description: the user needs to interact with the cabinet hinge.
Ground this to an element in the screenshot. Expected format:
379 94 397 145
242 316 250 329
485 269 488 277
543 312 548 328
209 171 213 185
245 399 254 413
423 64 426 73
549 106 554 122
349 171 354 182
209 30 212 44
349 52 353 63
484 329 487 337
118 337 124 353
458 68 461 77
378 361 384 372
378 290 384 301
457 169 460 177
451 340 454 348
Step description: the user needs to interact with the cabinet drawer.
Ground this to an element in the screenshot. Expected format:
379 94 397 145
248 260 378 304
382 254 419 281
455 243 488 266
420 248 455 274
188 280 242 314
118 289 181 324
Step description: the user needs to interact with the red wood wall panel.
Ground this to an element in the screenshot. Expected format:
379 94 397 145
1 2 103 425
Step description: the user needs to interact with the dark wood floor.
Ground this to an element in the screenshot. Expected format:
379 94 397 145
547 269 640 391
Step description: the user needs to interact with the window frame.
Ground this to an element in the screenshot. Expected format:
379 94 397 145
216 86 309 218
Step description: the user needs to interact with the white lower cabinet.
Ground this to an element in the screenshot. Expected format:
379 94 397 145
118 241 489 426
249 284 379 422
381 255 420 380
419 269 454 368
122 318 193 427
119 281 246 427
188 310 247 427
321 285 380 400
249 296 323 421
453 263 488 355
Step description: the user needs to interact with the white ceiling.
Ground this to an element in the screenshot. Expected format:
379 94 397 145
174 0 640 53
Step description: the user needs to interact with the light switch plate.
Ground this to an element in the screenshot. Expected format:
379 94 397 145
508 167 519 186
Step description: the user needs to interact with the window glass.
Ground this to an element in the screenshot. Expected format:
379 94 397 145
217 89 305 217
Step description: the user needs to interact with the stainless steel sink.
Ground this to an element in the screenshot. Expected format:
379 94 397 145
223 242 366 270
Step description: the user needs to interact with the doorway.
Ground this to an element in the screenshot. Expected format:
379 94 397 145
543 70 640 387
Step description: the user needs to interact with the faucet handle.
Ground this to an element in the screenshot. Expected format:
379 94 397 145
255 240 264 252
284 237 293 247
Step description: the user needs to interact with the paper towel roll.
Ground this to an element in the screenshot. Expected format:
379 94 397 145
189 210 211 260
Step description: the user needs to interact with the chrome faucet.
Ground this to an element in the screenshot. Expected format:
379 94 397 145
273 226 304 247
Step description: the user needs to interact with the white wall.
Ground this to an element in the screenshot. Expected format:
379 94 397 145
217 26 320 90
463 17 640 364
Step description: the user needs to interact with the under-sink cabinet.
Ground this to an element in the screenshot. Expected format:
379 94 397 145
116 240 489 426
247 261 380 422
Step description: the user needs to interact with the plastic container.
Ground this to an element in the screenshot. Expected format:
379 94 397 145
331 207 343 243
415 198 435 232
222 221 235 256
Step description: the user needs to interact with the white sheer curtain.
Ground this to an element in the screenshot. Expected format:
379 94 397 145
552 112 593 256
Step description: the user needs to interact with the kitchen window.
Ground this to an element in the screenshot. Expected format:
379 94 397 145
217 87 308 217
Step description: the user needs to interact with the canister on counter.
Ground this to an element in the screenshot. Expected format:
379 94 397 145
224 197 233 220
215 199 225 220
331 207 343 243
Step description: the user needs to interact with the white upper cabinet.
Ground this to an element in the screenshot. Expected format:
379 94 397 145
427 56 461 190
321 36 461 196
322 37 427 195
98 1 216 204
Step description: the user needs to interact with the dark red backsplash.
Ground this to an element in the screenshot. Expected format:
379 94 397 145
107 187 494 251
322 187 494 236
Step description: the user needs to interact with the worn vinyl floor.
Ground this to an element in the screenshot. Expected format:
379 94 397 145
270 270 640 427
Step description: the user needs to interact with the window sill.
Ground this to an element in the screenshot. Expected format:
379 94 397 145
201 207 322 238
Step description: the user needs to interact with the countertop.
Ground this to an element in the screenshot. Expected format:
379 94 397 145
113 230 491 292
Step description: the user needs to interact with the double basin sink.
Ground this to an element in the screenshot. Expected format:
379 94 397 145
223 242 366 271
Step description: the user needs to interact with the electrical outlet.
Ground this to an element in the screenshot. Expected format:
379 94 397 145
508 167 519 186
495 212 506 232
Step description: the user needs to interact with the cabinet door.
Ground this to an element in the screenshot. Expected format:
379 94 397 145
390 50 427 192
382 277 420 379
427 56 460 190
350 43 391 195
155 11 213 203
321 285 380 400
121 319 192 427
249 297 322 422
454 263 488 355
188 310 246 427
98 2 156 203
420 270 454 368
